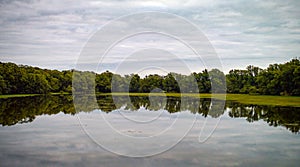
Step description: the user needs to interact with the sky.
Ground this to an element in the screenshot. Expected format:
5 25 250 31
0 0 299 75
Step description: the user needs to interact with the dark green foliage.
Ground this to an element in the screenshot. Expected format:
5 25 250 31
226 58 300 96
193 69 211 93
0 58 299 95
162 73 180 93
0 62 73 94
129 74 140 92
140 74 164 93
95 70 113 93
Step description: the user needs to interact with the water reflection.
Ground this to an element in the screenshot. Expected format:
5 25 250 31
0 95 299 133
227 101 300 133
0 95 75 126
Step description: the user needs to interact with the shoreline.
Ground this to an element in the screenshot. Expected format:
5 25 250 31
1 93 299 107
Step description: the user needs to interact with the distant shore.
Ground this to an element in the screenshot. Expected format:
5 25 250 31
1 93 299 107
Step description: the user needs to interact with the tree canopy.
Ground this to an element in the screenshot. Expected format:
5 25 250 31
0 58 299 96
226 58 300 95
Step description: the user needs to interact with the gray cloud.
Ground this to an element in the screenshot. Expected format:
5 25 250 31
0 0 299 73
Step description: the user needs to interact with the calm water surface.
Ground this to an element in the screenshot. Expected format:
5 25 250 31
0 95 299 166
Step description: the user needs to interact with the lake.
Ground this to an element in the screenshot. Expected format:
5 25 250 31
0 95 299 166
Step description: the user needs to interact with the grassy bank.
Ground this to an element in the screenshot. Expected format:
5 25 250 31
0 94 40 98
0 92 71 99
1 92 299 107
221 94 300 107
99 93 300 107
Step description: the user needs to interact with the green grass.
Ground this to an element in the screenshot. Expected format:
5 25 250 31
223 94 300 107
0 94 40 98
0 92 71 99
1 92 299 107
98 93 300 107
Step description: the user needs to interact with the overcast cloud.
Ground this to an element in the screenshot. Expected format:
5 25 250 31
0 0 299 74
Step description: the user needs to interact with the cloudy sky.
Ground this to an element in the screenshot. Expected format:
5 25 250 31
0 0 299 74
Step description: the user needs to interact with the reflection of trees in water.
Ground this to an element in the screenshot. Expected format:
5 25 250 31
97 96 224 118
1 95 299 134
0 95 75 126
73 95 98 112
227 101 300 133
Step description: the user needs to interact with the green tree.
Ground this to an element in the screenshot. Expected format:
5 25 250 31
129 74 140 92
162 73 180 93
209 69 226 93
95 71 113 93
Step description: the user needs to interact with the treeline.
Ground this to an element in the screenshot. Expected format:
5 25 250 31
92 68 225 93
226 58 300 95
0 58 299 95
0 62 72 94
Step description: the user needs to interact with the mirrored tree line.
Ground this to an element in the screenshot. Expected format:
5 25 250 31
227 101 300 133
1 95 299 133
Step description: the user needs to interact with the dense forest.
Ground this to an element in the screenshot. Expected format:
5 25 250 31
0 58 299 95
0 62 72 94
